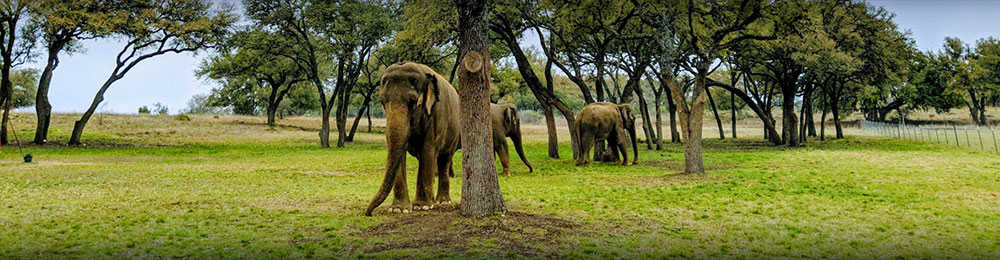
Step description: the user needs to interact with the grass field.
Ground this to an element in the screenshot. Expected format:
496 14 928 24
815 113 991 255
1 113 999 258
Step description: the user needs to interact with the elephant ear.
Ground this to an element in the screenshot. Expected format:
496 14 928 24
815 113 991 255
618 104 634 124
417 73 439 115
504 106 517 126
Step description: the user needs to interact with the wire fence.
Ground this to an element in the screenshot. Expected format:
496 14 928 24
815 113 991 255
861 120 1000 153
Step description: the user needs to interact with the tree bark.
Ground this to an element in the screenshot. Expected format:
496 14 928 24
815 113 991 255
730 91 737 139
780 80 799 146
35 43 64 144
653 79 664 150
0 18 15 145
458 0 505 217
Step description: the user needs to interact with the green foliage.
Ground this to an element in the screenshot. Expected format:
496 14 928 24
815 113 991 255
9 69 38 108
138 105 150 114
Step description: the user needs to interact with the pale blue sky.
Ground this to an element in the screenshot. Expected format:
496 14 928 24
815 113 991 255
22 1 1000 114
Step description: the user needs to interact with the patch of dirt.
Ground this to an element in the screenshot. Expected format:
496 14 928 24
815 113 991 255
356 204 579 258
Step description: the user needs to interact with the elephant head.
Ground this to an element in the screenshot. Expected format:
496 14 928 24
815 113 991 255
500 105 533 173
365 62 440 216
617 104 639 164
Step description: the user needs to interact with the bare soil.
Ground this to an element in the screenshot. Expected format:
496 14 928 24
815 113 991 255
357 204 579 258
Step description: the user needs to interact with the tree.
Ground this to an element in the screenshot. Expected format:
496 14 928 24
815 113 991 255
0 0 36 145
198 29 306 126
68 0 234 145
971 37 1000 125
29 0 108 144
247 0 395 148
491 0 582 159
9 68 36 108
665 0 772 173
458 0 505 217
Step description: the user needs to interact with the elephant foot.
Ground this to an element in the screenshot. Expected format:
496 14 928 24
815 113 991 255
435 195 452 205
412 200 434 211
576 161 589 166
501 169 512 176
389 201 411 214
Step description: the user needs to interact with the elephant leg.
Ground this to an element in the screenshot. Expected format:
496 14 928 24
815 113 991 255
388 159 410 213
498 139 512 175
615 128 631 166
608 136 623 165
577 130 595 166
435 154 453 204
413 152 437 211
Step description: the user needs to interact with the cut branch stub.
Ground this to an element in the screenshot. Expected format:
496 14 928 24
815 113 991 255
462 51 484 74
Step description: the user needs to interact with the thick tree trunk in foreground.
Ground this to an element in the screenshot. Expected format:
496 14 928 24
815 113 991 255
458 0 505 217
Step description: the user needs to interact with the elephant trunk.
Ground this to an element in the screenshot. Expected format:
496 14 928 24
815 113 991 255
365 104 410 216
511 128 533 173
628 123 639 164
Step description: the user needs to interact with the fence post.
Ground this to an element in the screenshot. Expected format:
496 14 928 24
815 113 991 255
954 124 960 147
942 127 949 145
965 126 971 149
978 126 984 151
992 125 998 153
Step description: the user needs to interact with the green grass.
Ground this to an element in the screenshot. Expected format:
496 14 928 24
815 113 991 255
1 113 999 258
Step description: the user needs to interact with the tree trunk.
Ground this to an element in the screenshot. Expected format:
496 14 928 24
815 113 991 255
635 87 656 149
543 103 559 158
266 106 278 126
654 86 664 150
664 81 680 143
34 44 63 144
348 89 375 142
69 73 122 145
457 0 505 217
667 67 707 174
820 92 827 141
830 93 843 139
780 82 799 146
706 87 724 140
543 60 559 159
366 106 373 133
731 91 737 139
804 86 816 137
347 101 369 142
319 104 331 148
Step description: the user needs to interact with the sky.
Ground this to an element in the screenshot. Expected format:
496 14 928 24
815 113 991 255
20 1 1000 114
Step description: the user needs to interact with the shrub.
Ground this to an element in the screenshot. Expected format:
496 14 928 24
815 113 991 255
174 114 192 121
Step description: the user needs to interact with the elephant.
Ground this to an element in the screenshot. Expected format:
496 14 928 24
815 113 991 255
575 102 638 166
490 103 533 175
365 62 460 216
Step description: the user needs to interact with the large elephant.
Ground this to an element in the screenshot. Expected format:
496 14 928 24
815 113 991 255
490 103 533 175
575 102 638 166
365 62 460 216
